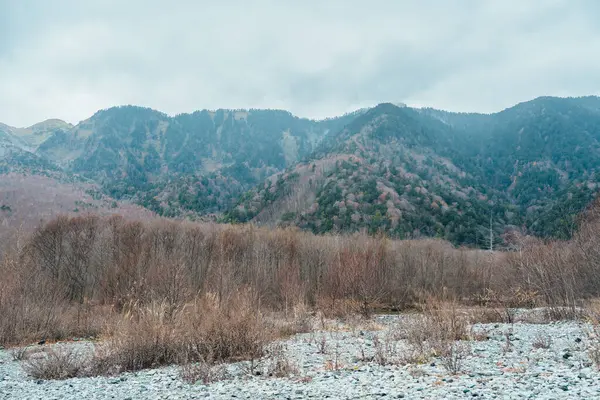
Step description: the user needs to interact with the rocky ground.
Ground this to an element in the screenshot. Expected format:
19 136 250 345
1 314 600 399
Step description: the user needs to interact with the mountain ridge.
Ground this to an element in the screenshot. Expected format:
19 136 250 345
225 97 600 245
3 95 599 134
2 96 599 247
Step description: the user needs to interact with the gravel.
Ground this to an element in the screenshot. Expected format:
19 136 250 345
2 316 599 399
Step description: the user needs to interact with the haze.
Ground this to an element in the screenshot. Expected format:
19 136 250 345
1 0 599 127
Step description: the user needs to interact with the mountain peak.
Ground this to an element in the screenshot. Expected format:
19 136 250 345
0 122 16 132
372 102 404 111
28 119 73 131
90 105 170 121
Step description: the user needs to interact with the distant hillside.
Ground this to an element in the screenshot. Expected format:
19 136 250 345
0 173 153 250
225 97 600 246
0 123 64 177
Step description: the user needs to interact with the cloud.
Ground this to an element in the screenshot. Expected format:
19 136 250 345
1 0 599 126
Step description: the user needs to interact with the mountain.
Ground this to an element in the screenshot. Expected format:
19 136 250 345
225 97 600 245
427 96 600 238
8 119 73 148
32 106 362 217
2 96 599 247
0 122 152 249
0 124 56 176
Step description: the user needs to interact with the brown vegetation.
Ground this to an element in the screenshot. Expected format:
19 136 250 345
180 361 229 384
23 347 89 380
403 300 471 373
1 197 600 376
0 173 152 256
0 214 498 346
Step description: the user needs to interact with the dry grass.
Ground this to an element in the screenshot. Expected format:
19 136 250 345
469 326 490 342
438 341 471 375
531 334 553 350
266 344 299 377
10 347 32 361
23 347 88 380
585 311 600 369
3 205 600 378
371 334 400 366
466 307 512 324
180 362 229 384
404 300 471 373
543 306 586 322
589 345 600 370
91 303 187 373
0 215 505 349
17 290 271 380
276 303 314 338
91 291 268 375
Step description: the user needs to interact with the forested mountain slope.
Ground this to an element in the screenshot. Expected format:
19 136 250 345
34 106 360 217
226 97 600 245
2 96 599 246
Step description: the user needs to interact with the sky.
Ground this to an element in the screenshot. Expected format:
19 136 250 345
1 0 599 127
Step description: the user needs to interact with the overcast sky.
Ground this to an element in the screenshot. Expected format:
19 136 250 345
1 0 599 127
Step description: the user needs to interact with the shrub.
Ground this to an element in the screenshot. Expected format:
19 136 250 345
180 362 229 384
23 347 87 380
404 300 471 373
278 318 313 338
266 344 299 377
532 334 552 350
586 317 600 369
467 305 512 324
372 333 400 366
91 301 186 373
438 341 470 375
0 214 514 349
5 209 600 378
11 347 31 361
469 326 490 342
91 291 268 375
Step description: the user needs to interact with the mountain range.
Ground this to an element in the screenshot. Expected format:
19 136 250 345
2 96 599 247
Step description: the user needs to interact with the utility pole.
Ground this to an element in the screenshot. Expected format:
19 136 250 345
489 212 493 252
